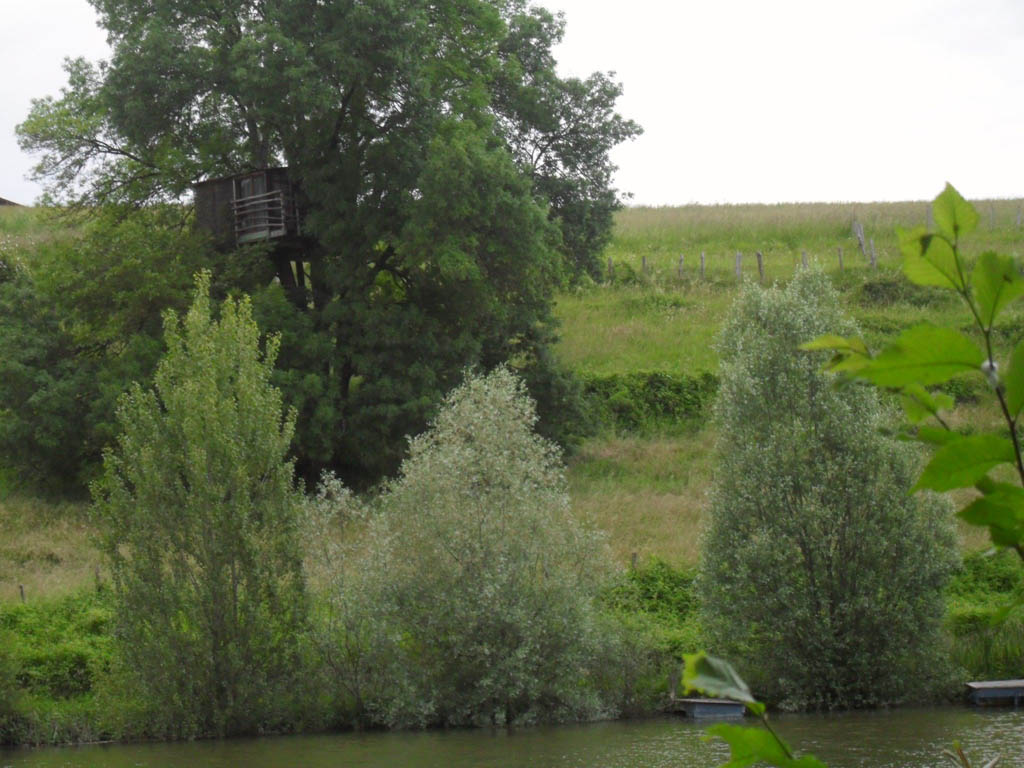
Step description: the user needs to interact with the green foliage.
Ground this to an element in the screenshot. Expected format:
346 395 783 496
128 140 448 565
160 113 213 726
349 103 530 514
857 271 954 308
947 551 1024 680
0 632 23 742
810 184 1024 555
581 371 718 432
601 558 701 662
315 368 612 727
18 0 638 488
0 208 211 492
701 268 958 710
682 653 826 768
91 274 308 738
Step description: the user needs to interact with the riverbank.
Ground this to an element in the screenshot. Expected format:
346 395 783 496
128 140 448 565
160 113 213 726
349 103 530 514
2 548 1022 747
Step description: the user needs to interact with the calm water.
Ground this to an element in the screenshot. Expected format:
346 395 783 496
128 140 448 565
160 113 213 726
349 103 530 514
2 708 1022 768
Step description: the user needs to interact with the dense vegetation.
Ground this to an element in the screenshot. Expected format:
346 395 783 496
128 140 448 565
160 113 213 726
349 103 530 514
16 0 640 488
3 194 1024 746
701 270 957 710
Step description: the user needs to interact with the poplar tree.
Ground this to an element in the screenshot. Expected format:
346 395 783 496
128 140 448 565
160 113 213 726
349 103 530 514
92 273 306 737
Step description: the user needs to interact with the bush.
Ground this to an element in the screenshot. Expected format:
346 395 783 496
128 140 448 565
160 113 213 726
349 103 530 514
0 632 22 742
319 368 613 727
581 371 718 432
699 268 958 710
0 209 211 493
91 273 308 738
947 550 1024 680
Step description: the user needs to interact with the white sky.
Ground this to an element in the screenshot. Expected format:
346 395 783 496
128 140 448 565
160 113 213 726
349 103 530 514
2 0 1023 205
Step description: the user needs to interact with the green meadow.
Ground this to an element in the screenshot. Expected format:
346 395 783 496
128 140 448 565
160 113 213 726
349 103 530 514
558 200 1024 565
3 198 1022 585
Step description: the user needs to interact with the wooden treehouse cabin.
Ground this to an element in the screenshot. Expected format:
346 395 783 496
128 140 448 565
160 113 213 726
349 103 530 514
193 168 302 247
193 168 311 305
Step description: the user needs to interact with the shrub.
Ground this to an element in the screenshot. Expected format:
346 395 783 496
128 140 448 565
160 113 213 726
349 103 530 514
581 371 718 432
321 368 613 727
699 268 958 710
0 632 22 742
91 273 308 738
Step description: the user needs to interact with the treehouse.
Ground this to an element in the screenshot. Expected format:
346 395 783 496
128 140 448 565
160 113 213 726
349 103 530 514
193 168 302 249
193 168 313 307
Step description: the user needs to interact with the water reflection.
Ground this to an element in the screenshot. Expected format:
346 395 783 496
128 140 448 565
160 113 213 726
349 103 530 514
2 708 1022 768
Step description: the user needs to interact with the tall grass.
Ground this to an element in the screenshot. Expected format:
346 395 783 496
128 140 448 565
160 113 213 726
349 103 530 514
607 199 1024 277
0 497 100 603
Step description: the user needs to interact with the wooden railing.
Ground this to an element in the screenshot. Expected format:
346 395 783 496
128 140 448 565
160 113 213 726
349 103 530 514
231 189 296 243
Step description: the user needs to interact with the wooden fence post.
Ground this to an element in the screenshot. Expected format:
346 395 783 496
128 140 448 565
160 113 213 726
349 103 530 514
869 238 877 269
735 252 742 281
756 251 765 283
642 254 648 274
700 251 706 280
801 249 808 269
678 253 684 278
19 584 25 604
837 246 844 271
852 221 866 257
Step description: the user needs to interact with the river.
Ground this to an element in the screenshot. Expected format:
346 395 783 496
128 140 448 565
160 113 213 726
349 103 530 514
2 707 1022 767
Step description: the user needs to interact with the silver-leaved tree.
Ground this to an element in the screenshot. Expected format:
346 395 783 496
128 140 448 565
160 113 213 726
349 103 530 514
700 268 957 710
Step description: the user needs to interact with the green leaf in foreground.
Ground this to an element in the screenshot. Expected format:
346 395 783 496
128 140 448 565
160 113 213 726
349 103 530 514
900 383 954 425
915 434 1016 492
706 724 828 768
933 182 980 241
856 325 983 388
899 228 963 290
799 335 868 355
973 251 1024 331
682 652 759 711
958 484 1024 547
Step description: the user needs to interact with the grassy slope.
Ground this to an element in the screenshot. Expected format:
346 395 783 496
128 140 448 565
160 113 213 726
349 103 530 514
1 200 1021 593
561 201 1024 565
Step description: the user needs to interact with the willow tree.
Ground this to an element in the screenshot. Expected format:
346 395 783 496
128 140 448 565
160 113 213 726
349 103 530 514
699 269 957 710
19 0 639 485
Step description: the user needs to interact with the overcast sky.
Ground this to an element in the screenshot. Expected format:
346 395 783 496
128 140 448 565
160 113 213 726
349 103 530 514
2 0 1023 205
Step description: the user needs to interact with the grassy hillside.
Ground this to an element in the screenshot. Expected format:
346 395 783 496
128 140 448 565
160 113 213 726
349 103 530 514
1 199 1019 597
559 200 1023 565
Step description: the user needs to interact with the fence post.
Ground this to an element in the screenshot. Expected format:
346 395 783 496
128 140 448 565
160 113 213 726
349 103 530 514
837 246 844 271
852 221 866 257
869 238 877 269
19 584 25 604
801 249 808 269
700 251 706 280
756 251 765 283
678 253 684 278
642 254 648 274
735 252 742 281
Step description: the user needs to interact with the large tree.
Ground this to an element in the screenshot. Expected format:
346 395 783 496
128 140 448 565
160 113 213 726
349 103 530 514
18 0 638 484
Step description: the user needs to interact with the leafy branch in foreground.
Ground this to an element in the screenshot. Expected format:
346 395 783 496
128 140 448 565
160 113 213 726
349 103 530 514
804 183 1024 560
682 653 825 768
